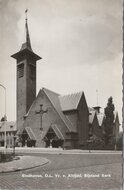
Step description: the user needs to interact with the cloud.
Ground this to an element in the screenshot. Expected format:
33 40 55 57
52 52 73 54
0 0 122 125
15 0 122 67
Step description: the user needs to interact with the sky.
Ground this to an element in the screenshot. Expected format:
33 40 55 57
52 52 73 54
0 0 123 130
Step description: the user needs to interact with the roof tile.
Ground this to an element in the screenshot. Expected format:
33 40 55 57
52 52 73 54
0 121 16 132
59 91 83 111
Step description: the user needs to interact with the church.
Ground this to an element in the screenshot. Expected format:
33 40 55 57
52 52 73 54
10 17 119 149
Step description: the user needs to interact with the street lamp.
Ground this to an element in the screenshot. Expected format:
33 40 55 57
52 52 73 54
87 139 92 153
13 135 17 155
0 84 7 154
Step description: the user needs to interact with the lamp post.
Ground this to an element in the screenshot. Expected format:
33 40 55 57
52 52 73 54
13 135 17 155
0 84 7 154
87 139 92 153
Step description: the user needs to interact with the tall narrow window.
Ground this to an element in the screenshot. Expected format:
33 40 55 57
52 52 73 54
18 64 24 78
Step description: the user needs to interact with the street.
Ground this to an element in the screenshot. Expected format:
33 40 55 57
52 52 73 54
0 148 122 190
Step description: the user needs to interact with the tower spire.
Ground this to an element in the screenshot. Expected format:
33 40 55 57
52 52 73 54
25 9 28 20
11 10 41 132
11 10 41 61
25 9 31 48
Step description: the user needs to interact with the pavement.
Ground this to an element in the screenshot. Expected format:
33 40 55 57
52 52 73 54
0 147 121 174
0 155 49 173
0 151 122 189
0 147 122 155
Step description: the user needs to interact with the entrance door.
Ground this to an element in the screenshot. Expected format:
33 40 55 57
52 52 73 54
21 129 28 146
45 127 63 148
21 129 36 147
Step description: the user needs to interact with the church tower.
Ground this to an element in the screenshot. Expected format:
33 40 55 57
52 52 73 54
11 14 41 131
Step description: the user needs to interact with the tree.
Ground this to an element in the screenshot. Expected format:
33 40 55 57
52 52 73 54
1 115 7 122
1 117 5 122
116 132 123 150
90 135 105 149
104 97 115 145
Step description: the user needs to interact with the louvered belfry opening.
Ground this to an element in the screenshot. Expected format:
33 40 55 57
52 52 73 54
18 63 24 78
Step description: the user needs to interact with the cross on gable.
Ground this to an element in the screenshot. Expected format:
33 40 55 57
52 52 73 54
25 9 28 20
35 104 48 131
36 104 48 115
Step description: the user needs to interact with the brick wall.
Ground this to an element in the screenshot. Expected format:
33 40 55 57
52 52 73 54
17 54 37 132
77 93 89 147
23 89 69 147
92 114 103 138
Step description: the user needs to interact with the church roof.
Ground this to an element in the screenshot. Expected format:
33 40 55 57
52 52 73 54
97 113 104 127
41 124 64 140
43 88 76 132
11 17 41 61
88 107 104 127
95 110 118 127
59 91 83 111
25 127 36 141
11 43 41 61
18 88 86 138
89 110 96 124
0 121 16 132
52 124 64 139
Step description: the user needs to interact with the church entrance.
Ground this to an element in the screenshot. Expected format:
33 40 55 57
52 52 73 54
21 128 36 147
44 127 63 148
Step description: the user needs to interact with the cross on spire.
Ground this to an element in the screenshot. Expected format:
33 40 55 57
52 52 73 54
25 9 28 21
35 104 48 131
11 9 41 60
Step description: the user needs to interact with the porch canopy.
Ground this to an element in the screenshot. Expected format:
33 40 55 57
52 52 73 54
24 127 36 141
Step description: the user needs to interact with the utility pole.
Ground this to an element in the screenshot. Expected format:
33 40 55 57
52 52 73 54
0 84 7 154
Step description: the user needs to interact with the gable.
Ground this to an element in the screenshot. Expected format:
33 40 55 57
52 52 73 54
77 92 89 114
44 125 64 140
63 110 77 132
19 87 90 143
97 113 104 127
89 111 96 124
43 88 76 132
0 121 16 132
25 127 36 141
59 91 83 111
21 88 76 143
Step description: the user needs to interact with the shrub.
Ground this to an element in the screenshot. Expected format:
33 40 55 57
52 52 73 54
0 152 14 163
88 135 105 150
